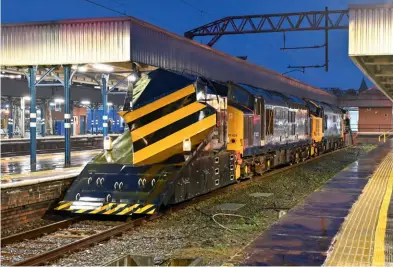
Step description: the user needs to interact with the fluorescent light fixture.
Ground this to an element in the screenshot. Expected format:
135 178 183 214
23 96 31 101
92 63 114 72
5 104 9 108
78 66 88 72
94 86 100 89
49 102 55 106
36 76 41 81
54 98 64 103
107 102 113 106
81 100 91 105
0 73 21 79
127 73 138 82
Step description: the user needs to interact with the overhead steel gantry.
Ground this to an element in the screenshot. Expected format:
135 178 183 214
185 8 349 71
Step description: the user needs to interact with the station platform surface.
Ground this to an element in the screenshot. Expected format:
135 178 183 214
0 133 120 142
236 141 393 266
1 150 100 185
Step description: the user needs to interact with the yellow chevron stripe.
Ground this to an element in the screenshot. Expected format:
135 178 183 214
146 208 156 214
116 204 140 215
55 202 72 210
134 204 155 214
102 203 127 215
119 85 195 124
89 203 115 214
75 209 87 214
134 114 216 164
131 102 206 142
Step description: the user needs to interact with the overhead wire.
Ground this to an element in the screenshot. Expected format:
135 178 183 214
82 0 132 18
176 0 209 16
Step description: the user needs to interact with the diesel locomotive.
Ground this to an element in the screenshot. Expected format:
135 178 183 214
56 69 346 215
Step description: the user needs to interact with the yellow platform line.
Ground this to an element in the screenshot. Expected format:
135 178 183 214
372 154 393 266
324 151 393 266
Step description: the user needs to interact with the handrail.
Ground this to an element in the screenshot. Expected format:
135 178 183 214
378 129 393 143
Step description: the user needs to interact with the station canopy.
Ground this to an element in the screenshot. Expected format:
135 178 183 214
349 3 393 102
1 16 335 103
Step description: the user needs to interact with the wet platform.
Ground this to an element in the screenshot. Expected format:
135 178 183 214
1 134 119 157
1 150 100 186
236 141 393 266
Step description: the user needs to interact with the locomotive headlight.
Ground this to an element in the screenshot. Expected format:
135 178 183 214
183 138 192 152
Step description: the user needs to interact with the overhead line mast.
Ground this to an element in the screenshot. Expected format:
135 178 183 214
185 8 349 72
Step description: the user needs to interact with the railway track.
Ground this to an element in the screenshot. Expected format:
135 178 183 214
0 146 352 266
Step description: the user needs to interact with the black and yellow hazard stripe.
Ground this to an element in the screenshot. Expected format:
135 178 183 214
119 84 195 125
55 201 72 210
119 84 217 165
55 202 156 216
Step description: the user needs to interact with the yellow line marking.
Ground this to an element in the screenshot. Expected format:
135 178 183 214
134 204 154 214
133 114 216 164
89 203 115 214
119 85 195 124
102 204 127 215
372 156 393 266
324 151 393 266
131 102 206 142
117 204 140 215
55 202 72 210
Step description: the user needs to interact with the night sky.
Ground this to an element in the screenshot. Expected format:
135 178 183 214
2 0 391 90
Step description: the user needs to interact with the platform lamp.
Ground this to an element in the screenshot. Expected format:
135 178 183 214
80 100 92 135
124 63 140 111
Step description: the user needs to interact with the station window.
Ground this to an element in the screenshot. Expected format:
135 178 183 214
333 115 337 123
266 109 274 135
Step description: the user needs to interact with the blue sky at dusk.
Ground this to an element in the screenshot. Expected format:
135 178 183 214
2 0 392 90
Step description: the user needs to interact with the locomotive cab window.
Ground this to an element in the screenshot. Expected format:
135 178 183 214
324 115 328 130
229 87 253 109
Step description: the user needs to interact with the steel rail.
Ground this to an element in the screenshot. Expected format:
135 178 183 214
7 145 353 266
11 217 149 266
1 218 80 246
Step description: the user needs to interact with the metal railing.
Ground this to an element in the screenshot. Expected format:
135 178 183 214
378 130 393 143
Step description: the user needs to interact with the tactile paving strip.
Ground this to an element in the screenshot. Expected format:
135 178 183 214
324 151 393 266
